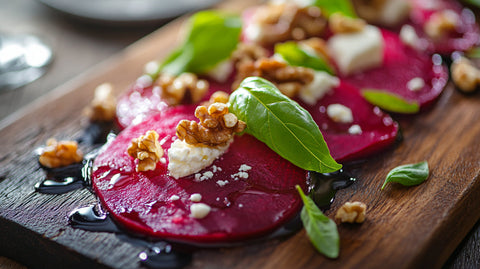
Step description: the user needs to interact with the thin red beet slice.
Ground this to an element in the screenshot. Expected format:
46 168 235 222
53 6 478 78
93 105 306 244
116 76 233 129
408 0 480 54
297 81 399 162
340 29 448 109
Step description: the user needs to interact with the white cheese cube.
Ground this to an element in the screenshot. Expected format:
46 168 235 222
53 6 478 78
299 71 340 105
328 26 384 75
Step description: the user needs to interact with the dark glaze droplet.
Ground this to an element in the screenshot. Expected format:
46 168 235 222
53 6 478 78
307 169 356 210
68 204 120 233
77 122 117 145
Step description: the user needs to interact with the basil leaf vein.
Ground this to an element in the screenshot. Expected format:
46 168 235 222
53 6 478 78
296 185 340 258
362 89 420 114
229 77 342 173
159 11 241 76
381 161 429 190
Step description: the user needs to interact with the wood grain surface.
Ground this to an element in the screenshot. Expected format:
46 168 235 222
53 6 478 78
1 0 480 268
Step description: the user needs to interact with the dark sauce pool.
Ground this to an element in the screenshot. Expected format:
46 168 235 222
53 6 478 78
35 122 358 268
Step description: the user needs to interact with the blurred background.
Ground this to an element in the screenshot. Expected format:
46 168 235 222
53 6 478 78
0 0 218 121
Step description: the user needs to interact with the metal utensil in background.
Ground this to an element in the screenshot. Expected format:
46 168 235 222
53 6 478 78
0 33 53 91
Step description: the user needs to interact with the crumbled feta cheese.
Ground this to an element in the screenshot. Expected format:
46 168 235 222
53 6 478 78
231 171 249 181
299 71 340 105
216 180 229 187
327 104 354 123
159 157 166 164
400 25 420 49
239 164 252 172
206 60 233 82
244 24 262 43
189 193 202 202
238 204 244 208
170 195 180 201
348 124 363 135
328 26 384 75
190 203 211 219
407 77 425 92
136 75 153 87
144 61 159 75
168 139 231 179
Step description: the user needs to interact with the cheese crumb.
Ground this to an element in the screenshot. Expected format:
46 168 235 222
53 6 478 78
190 193 202 202
400 25 420 49
239 164 252 172
407 77 425 92
170 195 180 201
348 124 363 135
190 203 211 219
327 104 354 123
216 180 229 187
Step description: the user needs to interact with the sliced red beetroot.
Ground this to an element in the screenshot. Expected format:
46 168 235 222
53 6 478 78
407 0 480 54
93 105 307 244
340 29 448 109
116 76 233 129
297 81 399 162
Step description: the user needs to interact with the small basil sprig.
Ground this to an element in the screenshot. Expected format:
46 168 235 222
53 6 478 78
158 10 241 77
275 41 335 75
311 0 357 18
296 185 340 258
381 161 429 190
362 89 420 114
229 77 342 173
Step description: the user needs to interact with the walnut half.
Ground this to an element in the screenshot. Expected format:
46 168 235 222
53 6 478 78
451 57 480 93
127 130 164 172
84 83 117 122
335 201 367 223
176 103 246 147
234 58 315 98
157 73 209 105
39 138 84 168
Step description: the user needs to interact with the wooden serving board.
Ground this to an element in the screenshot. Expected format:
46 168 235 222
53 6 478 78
1 0 480 268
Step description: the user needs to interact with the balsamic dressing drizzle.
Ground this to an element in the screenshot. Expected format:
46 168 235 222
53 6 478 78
34 122 358 269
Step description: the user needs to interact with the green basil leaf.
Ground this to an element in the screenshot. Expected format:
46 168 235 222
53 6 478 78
466 47 480 59
228 77 342 173
274 41 335 75
362 89 420 114
159 11 241 76
296 185 340 258
311 0 357 18
381 161 429 190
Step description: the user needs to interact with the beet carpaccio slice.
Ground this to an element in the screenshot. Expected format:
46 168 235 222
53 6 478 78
340 29 448 109
298 81 399 162
116 77 233 129
407 0 480 54
93 105 307 244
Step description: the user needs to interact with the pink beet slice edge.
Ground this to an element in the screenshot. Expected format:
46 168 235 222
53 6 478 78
340 29 448 109
92 105 307 244
298 81 399 162
116 76 233 129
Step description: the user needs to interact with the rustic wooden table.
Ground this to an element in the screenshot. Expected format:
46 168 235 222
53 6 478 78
0 0 479 268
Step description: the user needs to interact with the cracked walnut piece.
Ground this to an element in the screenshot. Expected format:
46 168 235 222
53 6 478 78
424 9 459 40
329 13 366 34
39 138 84 168
157 73 209 105
231 43 268 68
234 58 314 98
176 103 246 147
451 57 480 93
84 83 117 122
335 201 367 223
127 130 164 172
249 4 327 46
